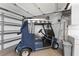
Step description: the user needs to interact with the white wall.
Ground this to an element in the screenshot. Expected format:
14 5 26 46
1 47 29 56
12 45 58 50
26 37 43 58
49 12 71 50
49 13 61 39
49 13 63 49
0 15 1 41
4 34 20 40
68 4 79 56
0 16 1 50
0 45 1 50
0 12 22 50
4 40 20 49
72 4 79 25
68 4 79 37
4 26 20 30
4 17 21 24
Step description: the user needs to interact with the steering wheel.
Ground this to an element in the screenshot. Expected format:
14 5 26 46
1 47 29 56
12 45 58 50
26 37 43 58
38 29 42 33
38 29 52 41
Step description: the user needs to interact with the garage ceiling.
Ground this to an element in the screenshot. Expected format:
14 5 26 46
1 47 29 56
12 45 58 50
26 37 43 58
0 3 67 18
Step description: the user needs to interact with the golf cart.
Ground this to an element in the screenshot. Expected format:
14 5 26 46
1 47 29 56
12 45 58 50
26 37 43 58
15 20 59 56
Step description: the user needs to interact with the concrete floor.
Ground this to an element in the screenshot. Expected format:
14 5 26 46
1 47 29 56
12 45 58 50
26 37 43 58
0 48 63 56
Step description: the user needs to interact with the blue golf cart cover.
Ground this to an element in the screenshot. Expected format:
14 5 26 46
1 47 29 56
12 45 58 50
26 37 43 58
16 21 35 51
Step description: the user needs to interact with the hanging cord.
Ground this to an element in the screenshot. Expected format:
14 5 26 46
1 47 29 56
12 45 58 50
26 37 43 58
57 13 63 40
58 19 61 40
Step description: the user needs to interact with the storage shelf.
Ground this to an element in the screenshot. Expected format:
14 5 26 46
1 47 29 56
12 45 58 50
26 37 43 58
0 36 21 44
0 30 20 35
0 21 21 27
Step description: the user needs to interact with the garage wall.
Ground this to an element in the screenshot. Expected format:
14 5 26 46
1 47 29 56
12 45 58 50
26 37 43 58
49 13 62 39
0 12 22 50
72 4 79 25
68 4 79 36
50 13 71 50
0 15 1 50
50 13 71 41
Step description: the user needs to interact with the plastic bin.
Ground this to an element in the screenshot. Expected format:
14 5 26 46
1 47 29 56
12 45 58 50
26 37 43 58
63 41 72 56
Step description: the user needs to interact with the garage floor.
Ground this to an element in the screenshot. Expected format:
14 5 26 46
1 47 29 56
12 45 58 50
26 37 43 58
0 48 63 56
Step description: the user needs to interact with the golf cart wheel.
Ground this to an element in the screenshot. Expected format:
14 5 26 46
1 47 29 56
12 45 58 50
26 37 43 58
52 42 59 49
19 48 31 56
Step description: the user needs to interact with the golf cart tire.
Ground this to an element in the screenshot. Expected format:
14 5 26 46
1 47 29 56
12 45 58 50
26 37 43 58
19 48 31 56
52 42 59 49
